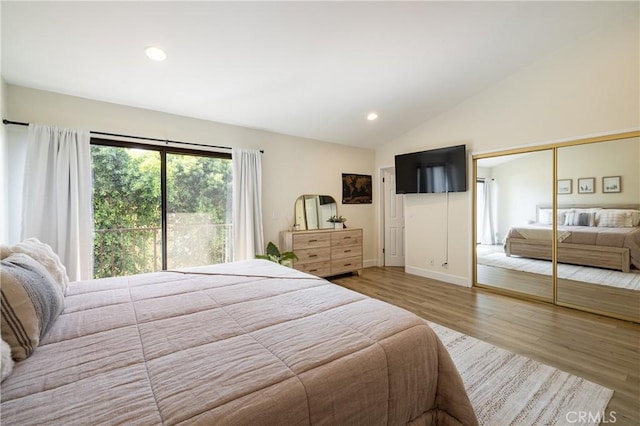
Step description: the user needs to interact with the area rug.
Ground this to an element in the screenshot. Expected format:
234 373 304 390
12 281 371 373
430 322 614 426
477 251 640 290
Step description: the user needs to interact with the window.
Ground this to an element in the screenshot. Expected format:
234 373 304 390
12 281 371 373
91 140 232 278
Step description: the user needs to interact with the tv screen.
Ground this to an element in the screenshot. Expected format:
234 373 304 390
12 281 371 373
394 145 467 194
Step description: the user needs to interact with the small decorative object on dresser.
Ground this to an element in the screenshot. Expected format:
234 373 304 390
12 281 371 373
327 215 347 229
280 228 363 277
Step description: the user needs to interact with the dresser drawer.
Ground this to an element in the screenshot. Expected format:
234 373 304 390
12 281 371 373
331 230 362 247
296 261 331 277
295 247 331 264
332 244 362 261
292 232 331 249
330 256 362 275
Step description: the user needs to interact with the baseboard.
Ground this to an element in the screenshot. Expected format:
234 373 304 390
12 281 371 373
404 266 470 287
363 259 378 268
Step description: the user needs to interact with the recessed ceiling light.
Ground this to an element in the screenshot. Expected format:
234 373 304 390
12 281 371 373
367 112 379 121
145 46 167 62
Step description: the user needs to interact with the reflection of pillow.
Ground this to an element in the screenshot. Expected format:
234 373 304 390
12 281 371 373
596 210 634 227
0 253 65 361
538 209 568 225
3 238 69 295
564 211 596 227
1 338 14 382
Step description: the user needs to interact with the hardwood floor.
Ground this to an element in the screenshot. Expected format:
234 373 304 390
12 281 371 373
330 267 640 425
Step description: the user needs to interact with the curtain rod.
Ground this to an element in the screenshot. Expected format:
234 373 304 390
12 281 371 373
2 119 264 153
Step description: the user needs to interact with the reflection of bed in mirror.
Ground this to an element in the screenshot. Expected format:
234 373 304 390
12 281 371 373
491 204 640 322
503 205 640 273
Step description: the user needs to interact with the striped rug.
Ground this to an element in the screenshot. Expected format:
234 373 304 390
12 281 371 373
477 251 640 290
430 322 614 426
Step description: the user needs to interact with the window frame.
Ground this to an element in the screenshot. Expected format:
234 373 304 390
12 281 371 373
90 137 232 272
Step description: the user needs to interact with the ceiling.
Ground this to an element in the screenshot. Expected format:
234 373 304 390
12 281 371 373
2 1 637 148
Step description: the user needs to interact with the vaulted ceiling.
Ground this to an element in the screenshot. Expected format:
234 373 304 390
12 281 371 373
2 1 636 148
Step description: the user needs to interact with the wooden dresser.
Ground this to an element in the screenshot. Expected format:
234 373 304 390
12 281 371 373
280 228 363 278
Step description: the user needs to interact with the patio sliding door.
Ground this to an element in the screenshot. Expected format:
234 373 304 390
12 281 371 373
91 140 232 278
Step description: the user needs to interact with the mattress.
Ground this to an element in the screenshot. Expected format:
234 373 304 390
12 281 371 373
1 259 477 425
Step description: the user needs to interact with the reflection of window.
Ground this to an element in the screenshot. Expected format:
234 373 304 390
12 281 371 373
91 140 232 278
476 179 485 242
426 164 447 193
304 196 320 229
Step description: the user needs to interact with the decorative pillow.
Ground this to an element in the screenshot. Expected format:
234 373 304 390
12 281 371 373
1 253 65 361
0 244 11 260
538 209 569 225
4 238 69 295
596 210 635 228
564 211 596 227
1 338 14 382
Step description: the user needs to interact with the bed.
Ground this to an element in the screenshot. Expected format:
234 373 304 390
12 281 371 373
504 206 640 272
1 254 477 425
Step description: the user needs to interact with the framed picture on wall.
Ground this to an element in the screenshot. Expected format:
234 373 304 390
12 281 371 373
602 176 622 193
557 179 572 194
577 177 595 194
342 173 372 204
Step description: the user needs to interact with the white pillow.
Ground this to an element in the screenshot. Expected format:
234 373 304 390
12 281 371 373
4 238 69 295
597 210 634 228
538 209 569 225
1 338 14 382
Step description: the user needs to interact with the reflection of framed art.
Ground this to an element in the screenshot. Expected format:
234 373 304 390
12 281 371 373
602 176 621 193
557 179 572 194
577 177 595 194
342 173 372 204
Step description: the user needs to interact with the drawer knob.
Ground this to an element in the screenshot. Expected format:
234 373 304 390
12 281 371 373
309 239 318 242
344 249 351 253
309 269 318 272
309 254 318 258
344 263 352 267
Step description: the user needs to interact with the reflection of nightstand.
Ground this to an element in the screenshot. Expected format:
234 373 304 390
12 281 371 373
280 228 362 278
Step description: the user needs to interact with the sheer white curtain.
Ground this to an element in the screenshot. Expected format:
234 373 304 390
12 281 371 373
232 148 264 260
21 124 93 281
480 178 498 245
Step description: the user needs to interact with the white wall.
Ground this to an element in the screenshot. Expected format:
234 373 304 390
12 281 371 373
557 137 639 205
375 13 640 285
489 151 553 240
0 78 8 243
479 137 639 242
4 85 377 263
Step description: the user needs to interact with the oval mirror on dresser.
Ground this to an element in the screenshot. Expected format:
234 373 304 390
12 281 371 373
284 194 362 278
294 194 337 230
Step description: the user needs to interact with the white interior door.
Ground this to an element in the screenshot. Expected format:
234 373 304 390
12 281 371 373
383 168 405 266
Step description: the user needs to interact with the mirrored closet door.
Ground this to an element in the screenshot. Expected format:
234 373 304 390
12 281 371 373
473 132 640 322
475 150 554 302
555 137 640 321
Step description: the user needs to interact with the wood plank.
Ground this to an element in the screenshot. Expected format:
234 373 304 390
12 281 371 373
477 264 553 300
331 267 640 426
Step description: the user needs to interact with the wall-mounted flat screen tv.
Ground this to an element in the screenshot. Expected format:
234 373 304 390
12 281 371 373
394 144 467 194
